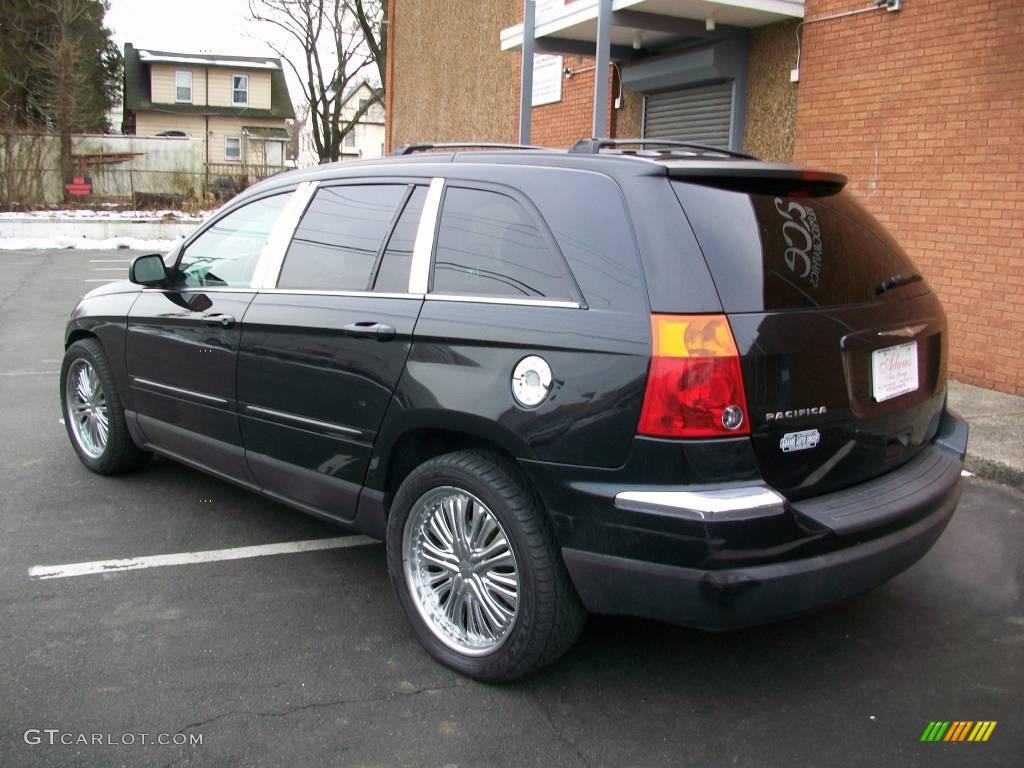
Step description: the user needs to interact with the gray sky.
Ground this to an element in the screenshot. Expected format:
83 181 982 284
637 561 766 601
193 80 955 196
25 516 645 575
105 0 303 106
106 0 287 59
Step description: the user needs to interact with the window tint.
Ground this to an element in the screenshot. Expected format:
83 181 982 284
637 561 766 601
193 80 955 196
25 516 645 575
672 182 927 311
178 193 291 288
373 186 427 292
432 187 571 300
515 174 646 311
278 184 406 291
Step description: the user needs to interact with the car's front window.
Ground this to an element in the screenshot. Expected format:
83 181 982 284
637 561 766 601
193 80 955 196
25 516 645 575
176 193 292 288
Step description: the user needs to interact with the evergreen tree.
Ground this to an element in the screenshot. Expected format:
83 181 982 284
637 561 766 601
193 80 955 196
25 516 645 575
0 0 122 172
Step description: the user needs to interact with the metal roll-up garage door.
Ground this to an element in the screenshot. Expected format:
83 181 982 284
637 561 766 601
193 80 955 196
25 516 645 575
644 82 733 149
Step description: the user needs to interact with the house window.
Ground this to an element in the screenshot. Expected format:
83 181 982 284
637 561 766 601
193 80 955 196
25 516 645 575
225 136 241 161
232 75 248 106
344 129 356 148
358 98 368 111
175 70 192 103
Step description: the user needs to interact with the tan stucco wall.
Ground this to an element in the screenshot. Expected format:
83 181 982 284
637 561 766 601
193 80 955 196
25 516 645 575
389 0 519 147
743 20 799 163
149 63 272 110
615 87 643 140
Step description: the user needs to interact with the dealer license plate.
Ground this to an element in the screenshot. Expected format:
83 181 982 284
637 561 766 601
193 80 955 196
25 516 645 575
871 341 919 402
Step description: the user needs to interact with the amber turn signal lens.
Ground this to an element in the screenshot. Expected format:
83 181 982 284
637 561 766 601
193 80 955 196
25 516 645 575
638 315 751 438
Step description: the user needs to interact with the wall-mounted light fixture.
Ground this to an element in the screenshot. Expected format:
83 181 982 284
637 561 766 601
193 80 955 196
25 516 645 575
705 15 716 32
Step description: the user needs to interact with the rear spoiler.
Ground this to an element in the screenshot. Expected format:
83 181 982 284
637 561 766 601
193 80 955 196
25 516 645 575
666 162 847 196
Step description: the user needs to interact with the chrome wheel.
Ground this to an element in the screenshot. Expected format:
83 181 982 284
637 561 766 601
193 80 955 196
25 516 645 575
65 359 108 459
403 486 520 656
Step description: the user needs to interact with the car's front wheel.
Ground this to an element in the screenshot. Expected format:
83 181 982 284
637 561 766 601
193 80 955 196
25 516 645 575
60 338 150 475
386 450 586 682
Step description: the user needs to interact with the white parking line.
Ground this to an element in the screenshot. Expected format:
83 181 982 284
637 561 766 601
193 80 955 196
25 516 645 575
28 536 378 580
0 371 58 376
93 267 128 271
89 259 132 263
84 279 115 282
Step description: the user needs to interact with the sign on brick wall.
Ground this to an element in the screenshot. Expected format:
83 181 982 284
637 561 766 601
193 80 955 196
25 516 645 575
532 54 563 107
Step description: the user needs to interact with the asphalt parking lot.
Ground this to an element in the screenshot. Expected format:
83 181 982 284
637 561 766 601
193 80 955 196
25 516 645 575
1 248 1021 767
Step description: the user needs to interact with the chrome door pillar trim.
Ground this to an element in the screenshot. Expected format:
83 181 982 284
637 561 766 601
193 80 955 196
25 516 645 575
254 180 319 289
408 177 445 294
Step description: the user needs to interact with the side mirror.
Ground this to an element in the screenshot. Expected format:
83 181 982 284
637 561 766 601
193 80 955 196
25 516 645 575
129 253 168 286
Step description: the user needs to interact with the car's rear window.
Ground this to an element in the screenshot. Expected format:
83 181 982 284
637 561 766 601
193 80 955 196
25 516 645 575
672 181 928 312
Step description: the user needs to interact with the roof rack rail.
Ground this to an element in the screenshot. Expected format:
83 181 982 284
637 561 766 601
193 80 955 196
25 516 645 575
569 138 757 161
391 142 546 156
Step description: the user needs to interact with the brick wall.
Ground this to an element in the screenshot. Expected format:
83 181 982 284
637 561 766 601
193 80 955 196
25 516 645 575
794 0 1024 395
511 0 622 147
521 57 615 147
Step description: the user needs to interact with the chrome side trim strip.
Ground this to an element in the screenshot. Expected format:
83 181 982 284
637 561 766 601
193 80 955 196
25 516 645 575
257 288 423 300
614 486 786 521
408 177 445 294
426 294 581 309
244 404 362 437
131 377 228 405
141 287 256 294
257 180 319 289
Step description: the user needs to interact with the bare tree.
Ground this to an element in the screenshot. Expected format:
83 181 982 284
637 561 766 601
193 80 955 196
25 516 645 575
249 0 386 163
351 0 386 87
34 0 91 179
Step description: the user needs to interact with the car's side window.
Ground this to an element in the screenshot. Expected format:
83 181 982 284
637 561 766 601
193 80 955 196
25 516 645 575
372 186 428 293
177 193 292 288
278 184 407 291
431 187 572 300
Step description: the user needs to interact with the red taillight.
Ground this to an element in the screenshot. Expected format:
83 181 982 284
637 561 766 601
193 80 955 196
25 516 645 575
638 314 751 438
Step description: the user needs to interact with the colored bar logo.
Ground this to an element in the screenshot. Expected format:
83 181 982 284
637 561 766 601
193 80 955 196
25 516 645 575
921 721 997 742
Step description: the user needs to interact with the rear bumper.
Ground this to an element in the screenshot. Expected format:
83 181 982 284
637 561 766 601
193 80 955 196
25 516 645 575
524 410 968 629
563 488 958 629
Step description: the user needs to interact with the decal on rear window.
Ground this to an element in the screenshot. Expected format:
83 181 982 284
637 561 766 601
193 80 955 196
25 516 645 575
672 182 930 312
773 198 823 288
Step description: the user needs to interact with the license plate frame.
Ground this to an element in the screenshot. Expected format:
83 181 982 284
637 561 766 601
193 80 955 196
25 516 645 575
871 341 919 402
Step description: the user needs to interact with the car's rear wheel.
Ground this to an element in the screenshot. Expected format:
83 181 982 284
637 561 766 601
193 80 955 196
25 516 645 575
386 450 586 682
60 338 150 474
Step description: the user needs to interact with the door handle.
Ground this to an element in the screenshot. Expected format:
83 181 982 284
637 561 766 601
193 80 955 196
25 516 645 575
202 313 236 328
342 321 396 341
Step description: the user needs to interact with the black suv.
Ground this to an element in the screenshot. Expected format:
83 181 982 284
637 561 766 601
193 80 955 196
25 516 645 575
60 139 968 681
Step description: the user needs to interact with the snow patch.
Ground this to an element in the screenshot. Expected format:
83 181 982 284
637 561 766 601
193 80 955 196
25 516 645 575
0 236 181 251
0 209 208 222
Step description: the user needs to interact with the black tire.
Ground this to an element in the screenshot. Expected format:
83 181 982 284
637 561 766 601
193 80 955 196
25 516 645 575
386 449 586 682
60 338 151 475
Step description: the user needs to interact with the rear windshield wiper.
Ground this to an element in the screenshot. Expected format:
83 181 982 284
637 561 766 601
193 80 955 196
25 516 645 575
876 273 923 295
